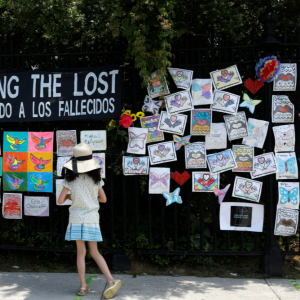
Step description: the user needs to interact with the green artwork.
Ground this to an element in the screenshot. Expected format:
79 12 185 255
3 172 28 192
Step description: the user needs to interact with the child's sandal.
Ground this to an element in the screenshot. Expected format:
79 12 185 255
77 286 90 296
103 279 122 299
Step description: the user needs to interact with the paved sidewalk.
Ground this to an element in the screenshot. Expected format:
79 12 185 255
0 272 299 300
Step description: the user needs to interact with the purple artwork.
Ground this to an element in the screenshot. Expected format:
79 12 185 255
24 196 49 217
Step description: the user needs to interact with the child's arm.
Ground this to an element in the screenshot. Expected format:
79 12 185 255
98 188 107 203
57 186 71 205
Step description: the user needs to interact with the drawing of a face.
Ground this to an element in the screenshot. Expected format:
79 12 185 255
176 71 183 78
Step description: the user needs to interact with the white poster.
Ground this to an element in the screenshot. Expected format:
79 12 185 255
273 124 295 152
149 167 170 194
148 141 177 165
205 123 227 150
80 130 106 150
191 79 214 105
127 127 148 155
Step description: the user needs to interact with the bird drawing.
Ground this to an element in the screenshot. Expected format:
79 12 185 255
6 153 25 171
31 133 52 150
5 174 25 190
29 174 50 191
30 153 51 171
6 134 26 151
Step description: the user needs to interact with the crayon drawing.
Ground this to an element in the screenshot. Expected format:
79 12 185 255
57 156 71 177
272 95 294 123
158 111 187 136
278 182 299 210
192 172 219 192
210 65 242 90
275 152 298 180
273 124 295 152
190 109 212 136
274 207 298 236
205 123 227 150
93 153 106 178
3 172 27 192
148 141 177 165
28 132 53 152
80 130 106 150
140 115 164 143
251 152 277 179
273 63 297 91
164 90 194 114
28 172 53 192
123 156 149 175
57 130 77 156
211 91 240 114
149 167 170 194
168 68 193 89
2 193 22 219
232 177 262 202
24 196 49 217
185 142 206 169
147 71 170 99
127 127 148 155
232 145 254 172
191 79 213 105
56 179 72 205
3 131 28 152
207 149 237 174
224 111 248 141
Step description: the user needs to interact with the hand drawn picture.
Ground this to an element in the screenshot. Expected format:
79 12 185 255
142 95 163 115
224 111 248 141
168 68 193 89
28 152 53 173
242 118 269 149
232 145 254 172
3 172 27 192
173 135 191 151
28 132 53 152
272 95 294 123
274 207 298 236
56 130 77 156
0 157 2 176
158 111 187 136
28 172 53 192
123 156 149 175
273 63 297 91
164 90 194 114
190 109 212 136
191 79 213 105
3 131 28 152
80 130 106 150
24 196 49 217
185 142 206 169
207 149 237 174
239 93 261 114
140 115 164 143
273 124 295 152
2 193 22 219
211 91 240 114
93 153 106 179
147 70 170 99
149 167 170 194
210 65 242 90
278 182 299 210
126 127 148 155
148 141 177 165
251 152 277 179
275 152 298 180
3 152 27 172
205 123 227 150
192 172 219 192
56 179 72 205
232 176 263 202
57 156 71 177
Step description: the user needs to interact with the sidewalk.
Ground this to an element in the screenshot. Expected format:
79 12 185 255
0 272 299 300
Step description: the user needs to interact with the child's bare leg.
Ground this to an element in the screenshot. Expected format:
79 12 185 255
88 241 114 285
76 240 87 294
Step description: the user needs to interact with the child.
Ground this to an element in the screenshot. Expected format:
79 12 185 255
58 143 122 299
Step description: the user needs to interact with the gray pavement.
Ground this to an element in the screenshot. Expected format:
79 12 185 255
0 272 299 300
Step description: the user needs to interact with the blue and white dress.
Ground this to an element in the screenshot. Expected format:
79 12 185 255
63 174 104 242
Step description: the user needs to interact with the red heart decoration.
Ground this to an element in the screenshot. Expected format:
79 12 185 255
171 171 191 186
221 70 228 77
279 107 289 113
223 94 230 101
281 75 291 81
63 141 72 146
244 78 264 94
133 158 139 164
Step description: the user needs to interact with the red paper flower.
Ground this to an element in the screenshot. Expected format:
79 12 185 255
119 114 133 128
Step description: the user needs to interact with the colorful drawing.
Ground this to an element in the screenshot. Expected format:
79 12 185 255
0 157 2 176
210 65 242 90
251 152 277 179
80 130 106 150
275 152 298 180
239 93 262 114
191 79 213 105
192 172 219 192
127 127 148 155
158 112 187 136
4 152 27 172
3 132 28 152
272 95 294 123
278 182 299 210
205 123 227 150
164 90 193 114
2 193 22 219
123 156 149 175
168 68 193 89
232 145 254 172
3 172 27 191
255 56 280 83
57 130 77 156
149 167 170 194
29 132 53 152
207 149 237 174
148 141 177 165
242 118 269 149
24 196 49 217
224 111 248 141
147 70 170 99
274 207 298 236
273 124 295 152
273 63 297 91
211 91 240 114
190 109 212 135
93 153 106 179
28 172 53 192
142 96 163 115
171 171 191 186
140 115 164 143
173 135 191 151
56 179 72 205
185 142 206 169
213 184 231 204
56 156 71 177
232 177 263 202
28 153 52 172
163 188 183 206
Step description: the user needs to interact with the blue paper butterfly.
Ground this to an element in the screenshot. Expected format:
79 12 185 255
276 157 297 175
163 188 182 206
279 187 298 205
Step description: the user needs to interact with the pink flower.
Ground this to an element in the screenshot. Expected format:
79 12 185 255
119 114 133 128
298 113 300 117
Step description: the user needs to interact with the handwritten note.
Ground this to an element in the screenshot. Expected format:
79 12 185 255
80 130 106 150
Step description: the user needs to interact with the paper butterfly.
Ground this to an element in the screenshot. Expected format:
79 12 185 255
150 172 169 189
211 153 230 167
192 82 211 99
163 188 182 206
213 184 231 204
217 70 234 83
274 130 294 148
279 187 298 205
142 95 163 114
276 157 297 175
6 134 26 151
254 157 271 170
170 94 187 108
238 181 257 195
5 174 25 190
216 94 234 107
128 132 147 149
239 93 262 114
173 135 191 150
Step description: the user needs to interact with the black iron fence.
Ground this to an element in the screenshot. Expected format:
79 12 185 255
0 29 299 274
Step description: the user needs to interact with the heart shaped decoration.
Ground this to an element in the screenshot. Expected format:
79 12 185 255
158 145 165 152
232 123 242 129
192 153 201 159
133 158 140 164
203 174 210 181
63 141 72 146
223 94 230 101
216 154 223 161
197 119 206 125
245 181 252 189
258 157 265 164
171 115 177 122
239 156 248 162
281 75 291 81
244 78 264 94
171 171 191 186
282 220 292 226
175 94 181 101
279 107 289 113
221 70 228 77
